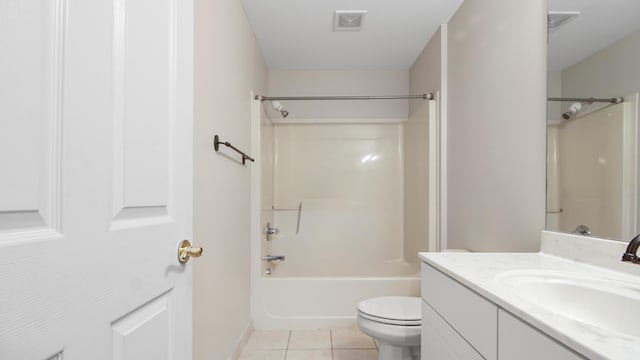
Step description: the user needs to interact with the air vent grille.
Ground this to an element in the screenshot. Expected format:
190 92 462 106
333 11 367 32
548 11 580 34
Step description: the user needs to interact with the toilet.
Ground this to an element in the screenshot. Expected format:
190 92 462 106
357 296 422 360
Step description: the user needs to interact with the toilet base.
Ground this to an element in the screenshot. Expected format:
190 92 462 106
378 342 420 360
357 312 421 360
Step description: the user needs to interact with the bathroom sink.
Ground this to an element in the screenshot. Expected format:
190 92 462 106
495 270 640 338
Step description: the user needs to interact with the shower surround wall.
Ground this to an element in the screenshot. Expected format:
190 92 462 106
556 103 632 239
264 70 418 276
255 120 422 329
269 123 410 276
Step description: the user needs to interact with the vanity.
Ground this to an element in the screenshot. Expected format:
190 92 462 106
419 231 640 360
418 2 640 359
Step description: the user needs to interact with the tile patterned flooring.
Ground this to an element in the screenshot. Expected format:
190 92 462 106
239 326 378 360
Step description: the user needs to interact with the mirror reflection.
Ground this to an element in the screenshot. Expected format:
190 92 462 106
546 0 640 241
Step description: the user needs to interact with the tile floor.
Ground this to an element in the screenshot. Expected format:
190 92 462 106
239 326 378 360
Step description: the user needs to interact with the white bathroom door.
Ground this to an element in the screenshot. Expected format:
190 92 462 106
0 0 194 359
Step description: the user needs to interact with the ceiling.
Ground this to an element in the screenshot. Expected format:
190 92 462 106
548 0 640 71
241 0 640 72
240 0 464 70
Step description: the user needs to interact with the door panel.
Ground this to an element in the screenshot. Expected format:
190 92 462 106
112 291 172 360
0 0 63 235
113 0 173 218
0 0 193 358
0 1 67 357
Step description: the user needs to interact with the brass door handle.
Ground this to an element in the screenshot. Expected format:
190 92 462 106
178 240 203 264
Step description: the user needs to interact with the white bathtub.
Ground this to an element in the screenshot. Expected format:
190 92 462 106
253 274 420 330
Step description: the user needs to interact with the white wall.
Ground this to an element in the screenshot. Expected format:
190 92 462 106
446 0 547 252
193 0 267 358
267 70 409 120
405 28 442 258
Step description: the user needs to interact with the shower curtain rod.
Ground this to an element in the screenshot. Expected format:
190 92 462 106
547 97 623 104
255 93 434 101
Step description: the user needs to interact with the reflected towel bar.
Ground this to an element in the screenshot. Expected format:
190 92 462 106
213 135 255 165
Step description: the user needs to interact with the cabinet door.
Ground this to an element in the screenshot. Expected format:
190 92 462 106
422 263 497 359
499 310 586 360
422 301 484 360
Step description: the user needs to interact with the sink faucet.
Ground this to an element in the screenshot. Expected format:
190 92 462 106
622 234 640 264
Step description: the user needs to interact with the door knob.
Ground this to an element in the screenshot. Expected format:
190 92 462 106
178 240 203 264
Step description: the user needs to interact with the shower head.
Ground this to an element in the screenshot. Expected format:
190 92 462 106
270 101 289 118
562 102 582 120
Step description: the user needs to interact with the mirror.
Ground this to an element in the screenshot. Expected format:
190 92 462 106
546 0 640 241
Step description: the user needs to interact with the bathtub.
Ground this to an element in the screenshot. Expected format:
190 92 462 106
253 273 420 330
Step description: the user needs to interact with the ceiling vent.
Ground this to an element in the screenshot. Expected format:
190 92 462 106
333 10 367 32
548 11 580 34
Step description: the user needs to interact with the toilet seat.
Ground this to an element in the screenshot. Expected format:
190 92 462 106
358 311 421 326
357 296 421 326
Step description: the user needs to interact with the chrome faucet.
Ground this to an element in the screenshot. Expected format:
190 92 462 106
572 224 592 236
265 222 279 241
622 234 640 264
262 255 285 262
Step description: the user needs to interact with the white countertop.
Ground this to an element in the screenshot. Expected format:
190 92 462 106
419 232 640 360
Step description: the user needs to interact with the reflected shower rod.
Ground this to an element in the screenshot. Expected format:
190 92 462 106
547 97 623 104
255 93 434 101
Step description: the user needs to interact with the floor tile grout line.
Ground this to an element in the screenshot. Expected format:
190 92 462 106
284 330 291 359
239 328 378 359
330 329 334 359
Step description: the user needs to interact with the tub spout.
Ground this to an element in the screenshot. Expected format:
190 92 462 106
262 255 285 262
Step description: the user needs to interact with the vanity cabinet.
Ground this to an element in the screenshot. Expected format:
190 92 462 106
498 310 586 360
421 300 484 360
421 264 497 360
421 262 587 360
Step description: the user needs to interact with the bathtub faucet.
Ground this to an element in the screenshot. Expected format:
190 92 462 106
262 255 285 262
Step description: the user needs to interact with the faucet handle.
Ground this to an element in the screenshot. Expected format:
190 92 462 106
572 224 591 236
265 222 279 241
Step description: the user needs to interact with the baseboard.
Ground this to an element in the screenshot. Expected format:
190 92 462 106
229 320 254 360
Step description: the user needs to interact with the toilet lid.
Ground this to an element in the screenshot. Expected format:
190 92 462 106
357 296 421 325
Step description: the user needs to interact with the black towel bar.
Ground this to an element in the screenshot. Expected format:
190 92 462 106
213 135 254 165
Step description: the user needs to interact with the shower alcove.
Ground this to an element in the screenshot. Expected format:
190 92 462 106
250 72 439 329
